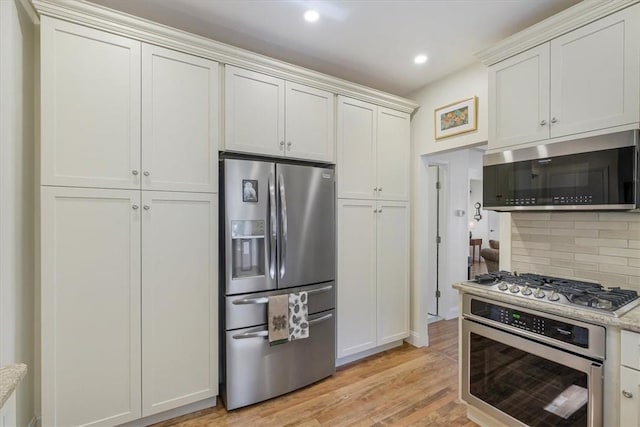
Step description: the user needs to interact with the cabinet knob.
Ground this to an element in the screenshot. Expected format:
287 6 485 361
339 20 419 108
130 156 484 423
539 120 547 126
143 205 150 210
378 187 382 192
287 141 292 151
132 204 139 210
374 187 378 192
622 390 633 399
551 117 558 124
132 170 139 176
143 171 150 176
279 141 285 149
378 209 382 213
373 209 377 213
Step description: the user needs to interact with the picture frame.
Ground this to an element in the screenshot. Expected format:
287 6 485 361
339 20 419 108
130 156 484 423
242 179 258 202
434 96 478 140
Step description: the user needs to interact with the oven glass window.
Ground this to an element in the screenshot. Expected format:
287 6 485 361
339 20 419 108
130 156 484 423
469 332 588 427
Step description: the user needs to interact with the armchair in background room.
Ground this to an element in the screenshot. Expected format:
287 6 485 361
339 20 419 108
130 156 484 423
480 239 499 272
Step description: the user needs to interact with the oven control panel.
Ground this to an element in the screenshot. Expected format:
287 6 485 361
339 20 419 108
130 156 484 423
471 299 589 349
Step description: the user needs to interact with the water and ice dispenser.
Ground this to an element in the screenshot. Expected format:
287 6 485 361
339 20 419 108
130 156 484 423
230 220 265 279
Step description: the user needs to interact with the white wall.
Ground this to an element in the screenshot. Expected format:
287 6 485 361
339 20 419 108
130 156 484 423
409 63 489 338
0 0 36 425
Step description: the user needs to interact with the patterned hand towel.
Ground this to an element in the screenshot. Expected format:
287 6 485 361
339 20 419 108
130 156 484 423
268 294 289 345
288 291 309 340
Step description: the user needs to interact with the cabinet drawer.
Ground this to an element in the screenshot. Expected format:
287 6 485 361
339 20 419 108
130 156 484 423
621 330 640 369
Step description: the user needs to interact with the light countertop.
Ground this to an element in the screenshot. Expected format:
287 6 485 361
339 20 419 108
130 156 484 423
0 364 27 409
453 281 640 332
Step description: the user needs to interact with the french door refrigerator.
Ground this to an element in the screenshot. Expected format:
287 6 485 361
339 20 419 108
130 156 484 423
220 158 336 410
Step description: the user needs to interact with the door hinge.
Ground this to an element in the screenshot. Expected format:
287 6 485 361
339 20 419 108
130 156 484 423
436 236 441 244
435 290 441 298
435 181 441 190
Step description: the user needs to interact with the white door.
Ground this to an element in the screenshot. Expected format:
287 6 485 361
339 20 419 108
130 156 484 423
337 97 377 199
141 192 218 416
337 199 377 358
224 65 285 157
142 44 219 193
284 82 335 162
550 6 640 138
40 17 141 189
376 108 410 201
488 43 550 149
41 187 141 426
376 201 410 345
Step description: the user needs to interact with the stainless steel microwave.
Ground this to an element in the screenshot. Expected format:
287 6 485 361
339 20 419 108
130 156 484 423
483 131 638 211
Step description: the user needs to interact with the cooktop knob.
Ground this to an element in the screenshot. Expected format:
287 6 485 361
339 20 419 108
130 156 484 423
498 281 509 291
509 284 520 294
534 288 546 298
521 285 532 296
548 291 560 301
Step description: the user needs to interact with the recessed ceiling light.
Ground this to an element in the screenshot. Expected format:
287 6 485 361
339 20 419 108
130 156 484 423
414 54 428 64
304 10 320 23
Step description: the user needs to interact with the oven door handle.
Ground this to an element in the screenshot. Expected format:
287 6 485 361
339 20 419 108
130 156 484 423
588 363 603 427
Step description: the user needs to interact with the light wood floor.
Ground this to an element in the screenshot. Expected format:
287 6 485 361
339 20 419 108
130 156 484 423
154 318 476 427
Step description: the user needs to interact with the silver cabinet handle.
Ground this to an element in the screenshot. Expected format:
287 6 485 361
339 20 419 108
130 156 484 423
132 204 139 210
268 171 277 280
309 313 333 326
132 170 139 175
622 390 633 398
232 296 269 305
540 120 547 126
143 171 150 176
307 285 333 295
232 330 268 340
143 205 150 210
551 117 558 123
278 173 288 279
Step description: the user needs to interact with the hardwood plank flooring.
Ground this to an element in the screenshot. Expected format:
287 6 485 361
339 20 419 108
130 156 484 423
153 318 475 427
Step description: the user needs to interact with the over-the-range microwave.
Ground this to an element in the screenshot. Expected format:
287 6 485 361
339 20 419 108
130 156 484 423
483 130 638 211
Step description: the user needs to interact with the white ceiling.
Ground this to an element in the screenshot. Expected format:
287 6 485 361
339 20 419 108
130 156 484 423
87 0 582 97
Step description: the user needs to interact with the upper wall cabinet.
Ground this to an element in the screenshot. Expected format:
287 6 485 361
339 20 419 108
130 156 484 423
41 17 219 192
337 97 410 201
224 65 335 163
488 4 640 150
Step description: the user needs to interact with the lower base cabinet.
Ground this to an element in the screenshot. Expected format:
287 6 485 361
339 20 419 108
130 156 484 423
336 199 409 358
620 330 640 426
41 187 218 426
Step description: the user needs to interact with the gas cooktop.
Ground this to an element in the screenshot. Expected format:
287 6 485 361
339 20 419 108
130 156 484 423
470 271 640 317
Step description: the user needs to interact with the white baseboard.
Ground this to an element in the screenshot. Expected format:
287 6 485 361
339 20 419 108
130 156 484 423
336 340 403 367
120 397 216 427
405 330 427 348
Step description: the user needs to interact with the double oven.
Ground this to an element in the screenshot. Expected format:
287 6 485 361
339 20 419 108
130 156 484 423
461 294 605 427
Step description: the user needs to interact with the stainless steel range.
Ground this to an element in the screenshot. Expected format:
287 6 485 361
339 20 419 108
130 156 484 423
471 271 640 317
460 271 640 427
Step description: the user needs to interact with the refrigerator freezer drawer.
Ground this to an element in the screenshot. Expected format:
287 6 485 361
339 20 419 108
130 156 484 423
222 309 336 410
225 281 335 331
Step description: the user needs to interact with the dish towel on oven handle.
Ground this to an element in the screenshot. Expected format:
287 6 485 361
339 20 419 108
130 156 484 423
289 291 309 340
268 294 289 345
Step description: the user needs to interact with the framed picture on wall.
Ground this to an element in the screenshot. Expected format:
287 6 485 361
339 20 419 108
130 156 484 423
434 96 478 140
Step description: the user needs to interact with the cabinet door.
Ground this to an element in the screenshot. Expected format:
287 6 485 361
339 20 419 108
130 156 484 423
224 65 285 157
550 6 640 138
142 45 219 193
377 108 410 201
285 82 335 162
41 187 141 426
41 17 141 189
620 366 640 427
337 199 377 358
337 97 377 199
376 202 410 345
141 192 218 416
488 43 550 149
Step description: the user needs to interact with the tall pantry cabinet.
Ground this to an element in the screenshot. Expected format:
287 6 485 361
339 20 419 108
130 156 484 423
40 16 219 426
336 96 411 359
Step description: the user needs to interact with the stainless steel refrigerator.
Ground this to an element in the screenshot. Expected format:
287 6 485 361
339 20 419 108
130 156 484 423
220 158 336 410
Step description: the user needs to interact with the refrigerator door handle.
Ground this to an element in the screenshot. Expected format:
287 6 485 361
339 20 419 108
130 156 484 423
279 173 288 278
268 171 277 280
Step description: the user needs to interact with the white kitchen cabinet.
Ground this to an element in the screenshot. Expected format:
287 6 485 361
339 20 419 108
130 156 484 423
488 44 550 149
142 44 219 193
41 17 219 192
337 199 409 358
488 4 640 150
41 17 141 190
224 65 335 162
337 96 410 201
142 192 218 416
620 330 640 426
41 187 142 427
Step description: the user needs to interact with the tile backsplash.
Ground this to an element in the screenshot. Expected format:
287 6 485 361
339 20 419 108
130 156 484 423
511 212 640 290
